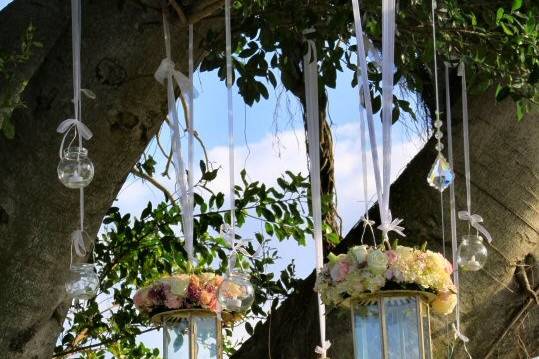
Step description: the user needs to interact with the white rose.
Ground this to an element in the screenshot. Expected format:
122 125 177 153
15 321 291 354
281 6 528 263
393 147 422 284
350 245 369 264
367 249 388 275
169 275 190 296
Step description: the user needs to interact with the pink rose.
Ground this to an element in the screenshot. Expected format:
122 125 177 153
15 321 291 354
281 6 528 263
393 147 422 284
385 250 398 265
330 260 351 282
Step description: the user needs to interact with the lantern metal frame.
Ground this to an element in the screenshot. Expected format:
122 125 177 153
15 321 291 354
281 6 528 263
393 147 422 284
349 290 434 359
152 309 223 359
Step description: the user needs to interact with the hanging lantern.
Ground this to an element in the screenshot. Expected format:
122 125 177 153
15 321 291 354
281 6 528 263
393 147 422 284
134 273 254 359
351 291 432 359
457 234 487 271
58 146 94 189
218 271 255 312
65 263 99 300
152 310 223 359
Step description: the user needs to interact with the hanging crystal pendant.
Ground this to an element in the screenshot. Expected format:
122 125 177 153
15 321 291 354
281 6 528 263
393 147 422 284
427 153 454 192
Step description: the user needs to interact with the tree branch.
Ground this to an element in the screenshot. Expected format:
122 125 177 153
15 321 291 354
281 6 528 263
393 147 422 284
131 167 175 205
189 0 224 24
168 0 188 24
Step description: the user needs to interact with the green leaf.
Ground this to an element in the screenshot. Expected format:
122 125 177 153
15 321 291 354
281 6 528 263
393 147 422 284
511 0 523 12
516 100 525 121
496 8 504 24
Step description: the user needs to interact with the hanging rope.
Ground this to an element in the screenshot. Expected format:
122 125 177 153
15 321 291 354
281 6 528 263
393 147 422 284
303 29 331 359
156 12 195 263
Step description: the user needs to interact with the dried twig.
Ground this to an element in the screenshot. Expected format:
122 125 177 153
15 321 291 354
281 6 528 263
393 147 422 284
484 285 539 359
131 167 175 205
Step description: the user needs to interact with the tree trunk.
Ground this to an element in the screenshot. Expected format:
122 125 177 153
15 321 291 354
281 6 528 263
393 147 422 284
232 90 539 359
0 1 219 357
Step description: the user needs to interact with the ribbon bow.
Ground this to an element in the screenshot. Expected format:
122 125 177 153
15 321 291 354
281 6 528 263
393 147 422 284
377 213 406 238
57 118 93 159
314 340 331 358
458 211 493 243
71 229 90 257
154 58 198 99
57 118 93 140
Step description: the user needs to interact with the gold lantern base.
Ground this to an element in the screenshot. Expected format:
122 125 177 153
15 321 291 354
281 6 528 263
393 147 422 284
350 290 434 359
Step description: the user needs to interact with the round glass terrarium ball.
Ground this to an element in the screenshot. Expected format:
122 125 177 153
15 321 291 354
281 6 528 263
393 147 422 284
57 147 94 189
218 271 254 312
66 263 99 300
457 234 488 271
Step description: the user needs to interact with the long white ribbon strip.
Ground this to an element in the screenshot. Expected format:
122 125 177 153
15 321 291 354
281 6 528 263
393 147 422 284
303 32 330 359
159 13 194 263
352 0 403 242
225 0 237 270
457 62 493 244
445 62 467 342
380 0 398 241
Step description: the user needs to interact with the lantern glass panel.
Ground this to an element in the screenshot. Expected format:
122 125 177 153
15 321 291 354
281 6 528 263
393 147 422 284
162 314 221 359
352 300 382 359
384 296 421 359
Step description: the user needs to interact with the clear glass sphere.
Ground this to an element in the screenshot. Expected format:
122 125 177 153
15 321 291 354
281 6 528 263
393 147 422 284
65 263 99 300
218 271 255 312
58 147 94 189
457 234 488 271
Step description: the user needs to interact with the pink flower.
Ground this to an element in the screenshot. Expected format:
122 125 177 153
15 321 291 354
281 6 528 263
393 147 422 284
330 260 351 283
385 250 398 265
133 288 152 310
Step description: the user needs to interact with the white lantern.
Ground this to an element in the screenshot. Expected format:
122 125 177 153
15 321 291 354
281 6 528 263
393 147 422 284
351 291 432 359
153 310 223 359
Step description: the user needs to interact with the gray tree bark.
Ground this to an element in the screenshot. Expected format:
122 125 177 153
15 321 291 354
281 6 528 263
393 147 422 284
0 1 220 358
232 89 539 359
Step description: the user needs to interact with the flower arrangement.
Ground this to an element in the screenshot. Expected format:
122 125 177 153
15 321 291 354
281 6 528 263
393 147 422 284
134 273 225 315
316 245 457 315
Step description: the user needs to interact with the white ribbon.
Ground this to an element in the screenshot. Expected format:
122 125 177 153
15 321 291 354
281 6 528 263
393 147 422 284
57 119 93 159
457 62 492 246
352 0 403 242
71 229 88 257
458 211 493 243
446 62 471 352
314 340 332 358
159 12 194 263
377 212 405 237
154 58 199 100
225 0 236 250
303 30 329 359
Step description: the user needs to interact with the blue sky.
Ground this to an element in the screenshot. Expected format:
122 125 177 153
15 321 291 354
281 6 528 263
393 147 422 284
2 0 429 354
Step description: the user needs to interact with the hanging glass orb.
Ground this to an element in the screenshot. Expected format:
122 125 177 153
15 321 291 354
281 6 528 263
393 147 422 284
65 263 99 300
457 234 488 271
58 146 94 189
218 271 254 312
427 153 454 192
